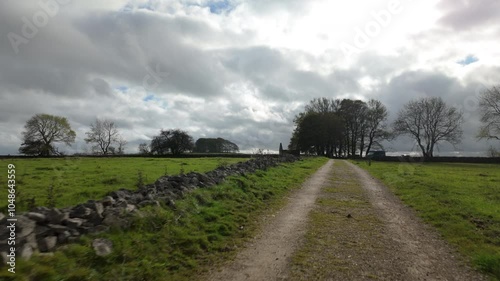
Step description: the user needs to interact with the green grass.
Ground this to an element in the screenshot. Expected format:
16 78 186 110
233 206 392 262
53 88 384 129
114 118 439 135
0 157 328 281
353 160 500 279
0 157 247 212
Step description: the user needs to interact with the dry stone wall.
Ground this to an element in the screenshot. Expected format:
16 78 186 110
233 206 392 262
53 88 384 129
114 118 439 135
0 155 299 262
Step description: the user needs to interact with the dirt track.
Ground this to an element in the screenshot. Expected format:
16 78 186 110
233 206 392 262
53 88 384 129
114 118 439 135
206 159 334 281
345 161 486 280
206 159 486 281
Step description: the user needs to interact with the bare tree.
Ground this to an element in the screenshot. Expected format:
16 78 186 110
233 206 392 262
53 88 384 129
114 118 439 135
19 114 76 156
393 97 463 158
478 85 500 141
84 119 123 155
117 137 127 155
305 97 339 113
364 99 391 156
290 109 344 157
339 99 368 157
487 146 500 157
138 142 150 155
108 136 127 155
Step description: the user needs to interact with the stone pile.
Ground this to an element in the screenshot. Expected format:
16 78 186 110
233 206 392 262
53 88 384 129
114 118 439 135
0 155 299 262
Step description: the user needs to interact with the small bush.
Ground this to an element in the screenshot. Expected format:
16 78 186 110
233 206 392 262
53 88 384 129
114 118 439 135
102 177 121 185
45 179 58 208
474 254 500 278
136 170 145 189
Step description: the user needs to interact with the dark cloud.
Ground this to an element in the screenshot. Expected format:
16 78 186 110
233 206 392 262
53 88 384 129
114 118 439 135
0 4 241 99
438 0 500 31
377 70 475 125
0 1 497 156
221 46 360 102
375 70 492 153
355 52 415 78
464 65 500 85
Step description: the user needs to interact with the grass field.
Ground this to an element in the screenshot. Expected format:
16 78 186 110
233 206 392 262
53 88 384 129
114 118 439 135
0 157 247 212
353 160 500 279
0 157 328 281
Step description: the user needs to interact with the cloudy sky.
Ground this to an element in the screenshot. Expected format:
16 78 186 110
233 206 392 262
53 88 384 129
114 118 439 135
1 0 500 155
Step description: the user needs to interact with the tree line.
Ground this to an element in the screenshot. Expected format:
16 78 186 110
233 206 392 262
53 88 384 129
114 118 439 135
289 98 390 157
289 86 500 158
17 86 500 158
137 130 239 156
18 116 239 156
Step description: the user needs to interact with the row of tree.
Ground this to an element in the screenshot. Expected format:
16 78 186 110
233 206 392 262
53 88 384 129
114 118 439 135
19 116 128 156
18 116 239 156
17 86 500 157
137 130 239 155
193 138 239 153
289 98 390 157
290 85 500 158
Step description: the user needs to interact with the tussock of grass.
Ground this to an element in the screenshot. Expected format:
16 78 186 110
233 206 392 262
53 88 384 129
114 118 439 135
1 157 328 281
353 161 500 280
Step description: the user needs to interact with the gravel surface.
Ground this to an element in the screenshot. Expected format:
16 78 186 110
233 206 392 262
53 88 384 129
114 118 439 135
204 159 487 281
206 160 334 281
346 161 486 281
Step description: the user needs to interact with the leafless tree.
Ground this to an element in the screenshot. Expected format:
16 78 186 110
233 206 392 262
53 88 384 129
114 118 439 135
116 137 127 155
365 99 391 156
393 97 463 158
305 97 339 113
339 99 368 157
84 118 123 155
291 97 391 157
138 142 150 155
478 85 500 141
487 146 500 157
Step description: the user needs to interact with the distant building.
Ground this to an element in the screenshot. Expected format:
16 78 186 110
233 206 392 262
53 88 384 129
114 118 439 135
366 150 386 159
194 138 239 153
279 143 300 156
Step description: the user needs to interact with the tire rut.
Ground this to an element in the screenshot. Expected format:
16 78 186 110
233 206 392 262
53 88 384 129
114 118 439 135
205 159 487 281
346 160 487 281
205 159 334 281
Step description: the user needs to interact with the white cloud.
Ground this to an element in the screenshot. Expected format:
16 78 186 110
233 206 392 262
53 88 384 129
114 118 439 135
0 0 499 155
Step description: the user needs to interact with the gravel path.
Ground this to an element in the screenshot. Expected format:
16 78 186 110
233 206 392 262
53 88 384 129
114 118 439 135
206 159 334 281
345 160 486 280
205 159 486 281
